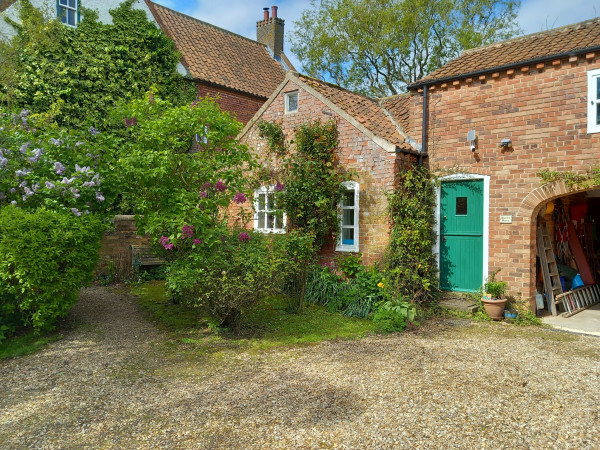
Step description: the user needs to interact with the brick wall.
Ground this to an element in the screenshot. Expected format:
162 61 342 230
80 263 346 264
196 82 266 125
411 54 600 299
241 79 404 264
98 215 149 277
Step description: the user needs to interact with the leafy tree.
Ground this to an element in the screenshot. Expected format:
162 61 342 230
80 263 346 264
291 0 521 96
0 0 195 129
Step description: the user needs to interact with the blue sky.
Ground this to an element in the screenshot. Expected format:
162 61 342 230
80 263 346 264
154 0 600 71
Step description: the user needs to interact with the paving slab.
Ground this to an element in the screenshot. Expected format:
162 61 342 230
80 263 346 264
543 303 600 336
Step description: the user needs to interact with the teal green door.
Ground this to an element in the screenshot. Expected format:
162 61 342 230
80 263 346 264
440 180 484 292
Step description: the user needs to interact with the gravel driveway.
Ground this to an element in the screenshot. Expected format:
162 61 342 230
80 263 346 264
1 287 600 449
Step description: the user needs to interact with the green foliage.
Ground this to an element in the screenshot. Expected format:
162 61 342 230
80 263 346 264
304 264 348 306
280 231 318 313
0 207 104 337
165 230 289 330
1 0 195 129
257 120 286 155
373 297 416 332
263 119 347 250
115 94 254 246
511 309 542 326
384 166 439 305
291 0 521 96
538 167 600 190
484 269 507 299
335 252 363 278
0 328 62 360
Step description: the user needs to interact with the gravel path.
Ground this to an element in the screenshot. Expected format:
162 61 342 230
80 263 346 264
1 287 600 449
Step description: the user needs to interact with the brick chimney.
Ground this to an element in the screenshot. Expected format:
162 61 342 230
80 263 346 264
256 5 284 60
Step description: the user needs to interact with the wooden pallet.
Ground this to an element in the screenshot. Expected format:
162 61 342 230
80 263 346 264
537 221 563 315
131 244 165 267
555 284 600 317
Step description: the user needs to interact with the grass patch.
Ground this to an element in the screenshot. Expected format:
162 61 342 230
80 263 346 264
129 281 379 353
0 330 62 360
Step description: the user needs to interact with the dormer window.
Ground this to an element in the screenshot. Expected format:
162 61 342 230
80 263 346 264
285 91 298 114
58 0 78 27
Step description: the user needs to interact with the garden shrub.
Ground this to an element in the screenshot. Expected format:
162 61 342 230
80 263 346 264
280 230 317 313
304 265 348 307
373 297 416 332
165 230 289 330
0 207 104 337
384 166 440 305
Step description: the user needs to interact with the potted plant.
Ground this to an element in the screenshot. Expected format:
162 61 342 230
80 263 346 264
482 271 508 320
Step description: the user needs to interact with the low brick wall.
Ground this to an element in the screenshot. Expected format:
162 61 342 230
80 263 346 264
98 215 150 278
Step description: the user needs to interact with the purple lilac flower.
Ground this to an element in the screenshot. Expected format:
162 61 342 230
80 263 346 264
214 181 227 192
28 148 44 163
9 188 16 194
88 126 99 135
76 142 86 147
54 162 66 175
193 238 202 246
203 182 212 189
95 192 105 203
0 192 4 200
233 192 247 204
61 177 75 185
91 174 101 185
164 243 174 250
75 164 91 174
124 117 138 128
181 224 195 239
159 236 170 247
20 109 29 117
19 142 30 154
82 181 95 187
0 156 7 168
238 232 251 242
11 200 16 205
71 208 82 217
50 138 63 146
199 191 208 198
275 181 285 192
32 183 39 192
45 181 55 189
15 169 30 177
19 181 27 188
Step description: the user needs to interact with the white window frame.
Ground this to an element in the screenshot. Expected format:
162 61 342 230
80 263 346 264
284 91 299 114
587 68 600 134
336 181 359 252
58 0 78 27
254 186 286 234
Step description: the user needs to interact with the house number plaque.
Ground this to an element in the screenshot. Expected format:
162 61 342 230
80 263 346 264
500 215 513 224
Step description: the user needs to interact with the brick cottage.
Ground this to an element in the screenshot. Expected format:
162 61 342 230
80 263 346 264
407 18 600 304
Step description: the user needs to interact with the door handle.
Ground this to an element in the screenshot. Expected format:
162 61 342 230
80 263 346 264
442 237 447 242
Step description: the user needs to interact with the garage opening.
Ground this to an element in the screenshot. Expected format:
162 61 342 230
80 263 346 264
536 189 600 319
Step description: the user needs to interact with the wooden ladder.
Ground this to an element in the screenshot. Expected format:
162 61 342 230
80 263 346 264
537 221 563 315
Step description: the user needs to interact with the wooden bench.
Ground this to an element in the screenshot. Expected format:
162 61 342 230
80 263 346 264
130 244 165 268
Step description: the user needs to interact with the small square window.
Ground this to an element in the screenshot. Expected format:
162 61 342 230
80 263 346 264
254 186 286 233
285 91 298 114
456 197 468 216
587 68 600 133
58 0 78 27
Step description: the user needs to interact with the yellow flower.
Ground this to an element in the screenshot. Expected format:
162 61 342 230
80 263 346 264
377 282 384 288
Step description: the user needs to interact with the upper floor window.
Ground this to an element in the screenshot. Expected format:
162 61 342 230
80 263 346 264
588 68 600 134
285 91 298 114
336 181 359 252
58 0 78 27
254 186 286 233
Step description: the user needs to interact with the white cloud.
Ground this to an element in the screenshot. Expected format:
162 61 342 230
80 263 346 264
518 0 600 34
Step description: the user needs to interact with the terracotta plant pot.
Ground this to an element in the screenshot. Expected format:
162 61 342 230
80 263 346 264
482 298 507 321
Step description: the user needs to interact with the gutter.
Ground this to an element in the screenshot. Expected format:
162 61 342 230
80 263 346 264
408 45 600 90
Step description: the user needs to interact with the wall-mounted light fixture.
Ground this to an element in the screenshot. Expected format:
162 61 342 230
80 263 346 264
500 138 512 148
467 130 477 152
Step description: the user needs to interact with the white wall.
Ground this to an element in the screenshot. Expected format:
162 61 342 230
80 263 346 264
0 0 157 40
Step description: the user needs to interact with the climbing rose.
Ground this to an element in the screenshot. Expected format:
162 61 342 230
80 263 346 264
181 224 195 238
164 243 174 250
159 236 170 247
233 192 247 204
214 181 227 192
238 232 251 242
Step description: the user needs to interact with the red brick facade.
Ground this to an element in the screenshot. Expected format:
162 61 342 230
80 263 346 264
411 54 600 299
196 82 265 125
241 79 408 264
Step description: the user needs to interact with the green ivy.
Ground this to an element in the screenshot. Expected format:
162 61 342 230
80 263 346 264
538 167 600 190
1 0 195 130
263 120 347 250
384 166 440 305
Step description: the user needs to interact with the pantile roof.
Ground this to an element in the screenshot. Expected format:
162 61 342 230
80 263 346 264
413 17 600 86
146 1 287 98
380 94 411 137
297 75 414 150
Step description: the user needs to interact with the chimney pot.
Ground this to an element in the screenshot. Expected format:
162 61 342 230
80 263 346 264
271 5 278 18
263 7 269 20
